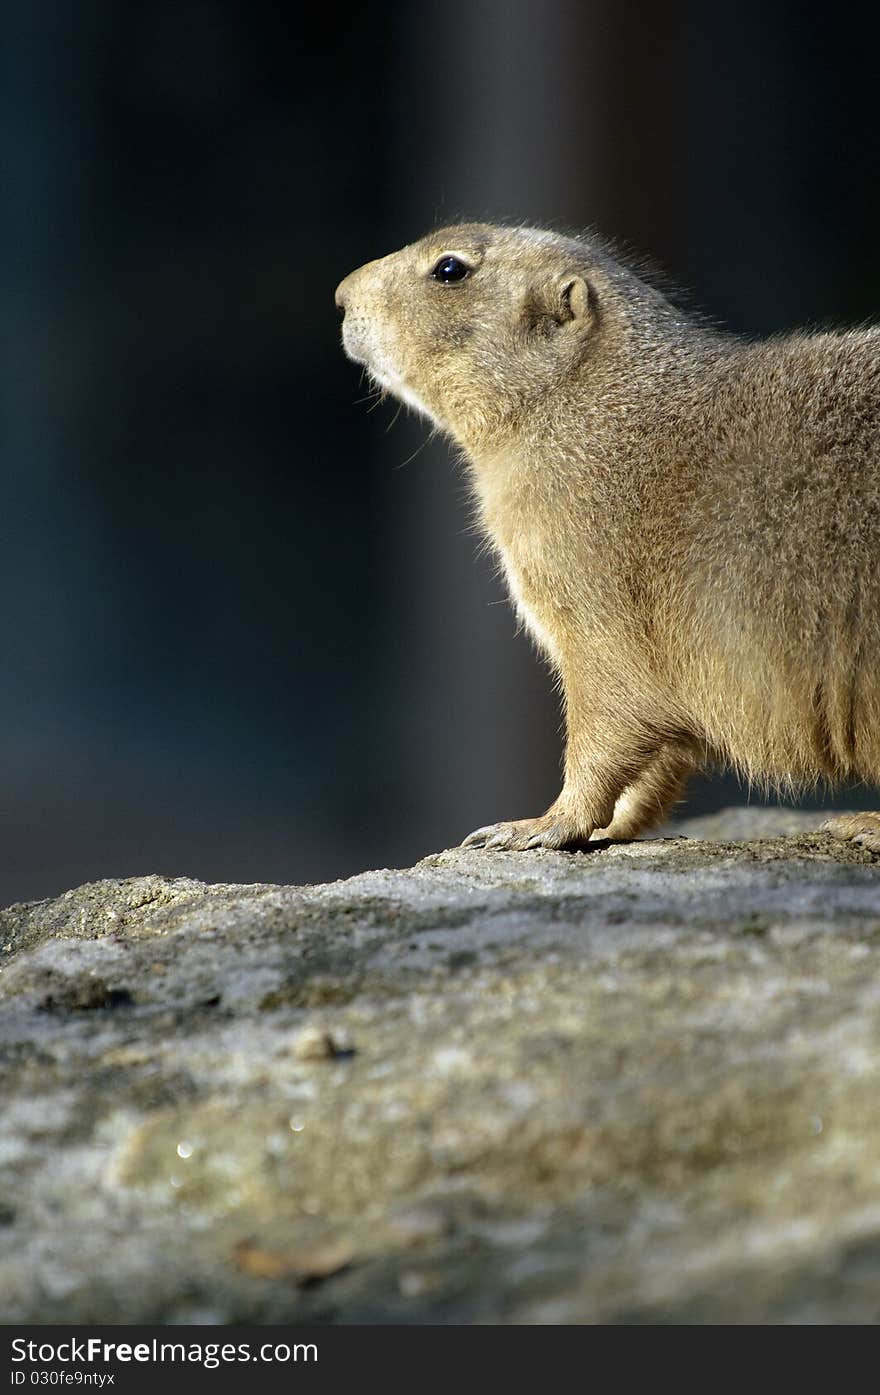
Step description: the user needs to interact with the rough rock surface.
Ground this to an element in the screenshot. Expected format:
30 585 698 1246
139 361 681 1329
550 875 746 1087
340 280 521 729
2 808 880 1324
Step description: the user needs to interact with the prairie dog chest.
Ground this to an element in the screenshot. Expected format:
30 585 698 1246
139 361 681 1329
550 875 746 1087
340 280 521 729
473 455 570 665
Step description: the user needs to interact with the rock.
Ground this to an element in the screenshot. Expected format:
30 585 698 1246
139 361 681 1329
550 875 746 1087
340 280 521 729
1 808 880 1323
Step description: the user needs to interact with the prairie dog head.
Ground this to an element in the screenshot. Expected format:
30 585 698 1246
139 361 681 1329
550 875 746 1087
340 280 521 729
335 224 599 444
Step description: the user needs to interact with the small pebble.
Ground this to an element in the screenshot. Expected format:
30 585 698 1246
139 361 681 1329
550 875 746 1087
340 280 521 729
293 1025 340 1061
398 1270 438 1298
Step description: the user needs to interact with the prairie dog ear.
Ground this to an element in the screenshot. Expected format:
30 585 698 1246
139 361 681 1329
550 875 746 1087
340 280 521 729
557 274 593 326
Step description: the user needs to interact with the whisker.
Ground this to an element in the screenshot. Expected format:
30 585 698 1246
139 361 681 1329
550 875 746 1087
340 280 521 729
394 433 435 470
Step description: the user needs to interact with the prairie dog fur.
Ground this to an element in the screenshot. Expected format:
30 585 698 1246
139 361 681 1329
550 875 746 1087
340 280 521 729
335 224 880 852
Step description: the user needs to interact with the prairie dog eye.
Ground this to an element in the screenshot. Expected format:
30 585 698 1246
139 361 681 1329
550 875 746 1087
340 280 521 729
431 255 470 284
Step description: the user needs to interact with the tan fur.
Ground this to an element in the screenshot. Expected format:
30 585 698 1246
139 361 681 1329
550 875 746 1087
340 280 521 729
335 224 880 850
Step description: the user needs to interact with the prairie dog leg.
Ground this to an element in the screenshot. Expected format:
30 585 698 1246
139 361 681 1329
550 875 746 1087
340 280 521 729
820 812 880 854
592 744 695 841
463 689 673 852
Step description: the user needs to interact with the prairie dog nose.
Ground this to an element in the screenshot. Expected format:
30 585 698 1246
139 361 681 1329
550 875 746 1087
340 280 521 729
334 274 352 314
335 257 385 315
335 266 367 313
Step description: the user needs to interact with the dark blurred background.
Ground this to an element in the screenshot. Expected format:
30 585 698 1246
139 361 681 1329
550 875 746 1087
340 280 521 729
1 0 877 904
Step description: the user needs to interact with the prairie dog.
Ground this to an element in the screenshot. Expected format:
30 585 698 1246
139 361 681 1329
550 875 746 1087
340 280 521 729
335 225 880 852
